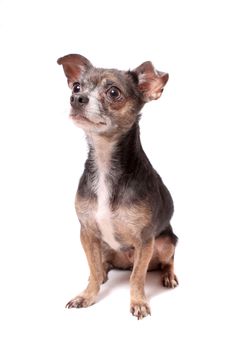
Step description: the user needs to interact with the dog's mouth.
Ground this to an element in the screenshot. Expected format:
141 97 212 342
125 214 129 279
70 113 106 126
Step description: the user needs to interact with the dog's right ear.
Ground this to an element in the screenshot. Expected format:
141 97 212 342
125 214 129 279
57 54 92 88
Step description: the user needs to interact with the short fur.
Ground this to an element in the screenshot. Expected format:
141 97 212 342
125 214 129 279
58 54 178 319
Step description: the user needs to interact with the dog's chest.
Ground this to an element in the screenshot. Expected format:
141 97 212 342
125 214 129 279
95 172 120 250
92 137 121 250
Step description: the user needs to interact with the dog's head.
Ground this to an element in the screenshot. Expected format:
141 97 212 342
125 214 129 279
57 54 168 135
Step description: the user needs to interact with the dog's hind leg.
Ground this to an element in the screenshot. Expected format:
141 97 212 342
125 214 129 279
150 226 179 288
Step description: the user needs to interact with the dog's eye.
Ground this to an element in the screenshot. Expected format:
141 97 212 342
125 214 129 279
73 82 81 93
107 86 121 100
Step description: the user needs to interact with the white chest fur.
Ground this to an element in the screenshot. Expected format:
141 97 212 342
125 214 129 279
95 171 120 250
88 135 120 250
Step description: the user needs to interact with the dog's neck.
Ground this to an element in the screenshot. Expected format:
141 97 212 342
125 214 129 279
78 120 155 209
86 132 117 172
86 122 144 178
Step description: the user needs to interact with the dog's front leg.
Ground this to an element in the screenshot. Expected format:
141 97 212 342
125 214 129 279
66 227 104 308
130 237 154 319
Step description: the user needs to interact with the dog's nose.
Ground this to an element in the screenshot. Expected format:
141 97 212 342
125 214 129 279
70 94 89 108
78 95 89 104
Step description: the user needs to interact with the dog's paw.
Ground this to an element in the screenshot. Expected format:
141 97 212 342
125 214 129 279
66 295 95 309
162 273 179 288
130 301 151 320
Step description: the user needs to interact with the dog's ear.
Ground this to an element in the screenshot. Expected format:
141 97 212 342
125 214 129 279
133 61 169 102
57 54 92 88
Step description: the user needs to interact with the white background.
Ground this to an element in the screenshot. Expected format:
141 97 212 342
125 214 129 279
0 0 233 349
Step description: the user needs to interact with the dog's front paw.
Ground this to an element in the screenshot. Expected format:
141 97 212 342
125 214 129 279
130 301 151 320
66 294 95 309
162 273 179 288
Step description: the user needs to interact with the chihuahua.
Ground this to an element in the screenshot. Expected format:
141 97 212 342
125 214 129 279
57 54 178 319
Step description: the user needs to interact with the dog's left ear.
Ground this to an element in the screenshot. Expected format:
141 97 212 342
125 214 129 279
57 54 93 88
133 61 169 102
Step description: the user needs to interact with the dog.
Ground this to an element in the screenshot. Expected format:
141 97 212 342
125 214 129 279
57 54 178 319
